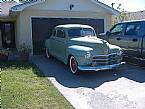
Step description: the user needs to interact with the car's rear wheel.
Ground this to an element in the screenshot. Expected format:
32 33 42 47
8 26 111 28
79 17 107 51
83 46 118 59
69 56 79 75
45 48 50 59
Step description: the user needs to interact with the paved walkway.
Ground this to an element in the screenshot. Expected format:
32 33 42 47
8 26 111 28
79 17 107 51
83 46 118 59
31 56 145 109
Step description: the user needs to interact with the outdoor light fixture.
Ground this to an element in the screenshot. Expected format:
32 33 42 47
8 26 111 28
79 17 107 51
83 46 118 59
70 4 74 10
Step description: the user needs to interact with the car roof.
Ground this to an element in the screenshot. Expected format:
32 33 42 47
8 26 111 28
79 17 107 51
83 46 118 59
118 19 145 24
55 24 94 29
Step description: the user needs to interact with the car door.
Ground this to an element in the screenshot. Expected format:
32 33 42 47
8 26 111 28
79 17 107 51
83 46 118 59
108 23 129 49
54 29 67 61
124 22 143 58
49 29 57 57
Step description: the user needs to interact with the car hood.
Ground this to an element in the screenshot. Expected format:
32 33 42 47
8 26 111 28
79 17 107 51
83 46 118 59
70 36 110 54
70 36 108 44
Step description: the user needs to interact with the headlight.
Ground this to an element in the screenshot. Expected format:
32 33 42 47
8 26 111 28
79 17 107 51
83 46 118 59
85 52 91 59
117 50 122 56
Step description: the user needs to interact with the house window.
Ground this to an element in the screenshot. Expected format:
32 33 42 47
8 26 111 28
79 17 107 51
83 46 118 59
1 22 15 49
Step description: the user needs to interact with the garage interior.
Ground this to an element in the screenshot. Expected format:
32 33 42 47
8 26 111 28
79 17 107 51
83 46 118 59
32 18 104 54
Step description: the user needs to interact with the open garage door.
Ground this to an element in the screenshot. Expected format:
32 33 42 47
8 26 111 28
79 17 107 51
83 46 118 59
32 18 104 54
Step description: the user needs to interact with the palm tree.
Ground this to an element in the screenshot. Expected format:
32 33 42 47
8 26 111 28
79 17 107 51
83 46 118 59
117 3 122 10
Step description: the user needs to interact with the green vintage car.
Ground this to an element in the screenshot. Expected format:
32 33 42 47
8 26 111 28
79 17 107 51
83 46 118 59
45 24 124 74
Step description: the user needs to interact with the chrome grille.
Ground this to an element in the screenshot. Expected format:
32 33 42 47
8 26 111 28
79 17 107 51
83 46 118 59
108 53 120 64
91 53 121 66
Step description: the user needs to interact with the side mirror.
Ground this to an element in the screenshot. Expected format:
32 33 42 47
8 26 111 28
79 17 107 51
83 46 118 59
106 31 111 36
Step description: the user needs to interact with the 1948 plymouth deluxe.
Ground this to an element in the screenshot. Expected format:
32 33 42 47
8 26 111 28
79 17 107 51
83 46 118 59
45 24 124 74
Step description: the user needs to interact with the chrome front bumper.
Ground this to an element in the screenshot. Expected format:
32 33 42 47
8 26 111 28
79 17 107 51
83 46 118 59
78 62 125 71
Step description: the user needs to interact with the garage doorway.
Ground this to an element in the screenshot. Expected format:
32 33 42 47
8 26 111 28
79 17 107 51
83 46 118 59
32 18 104 54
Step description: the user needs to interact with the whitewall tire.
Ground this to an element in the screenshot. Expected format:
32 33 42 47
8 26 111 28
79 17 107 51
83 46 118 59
45 48 50 59
69 56 79 75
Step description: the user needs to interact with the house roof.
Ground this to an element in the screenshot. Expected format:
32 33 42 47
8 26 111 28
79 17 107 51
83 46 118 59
10 0 43 12
0 1 18 17
127 10 145 20
10 0 119 15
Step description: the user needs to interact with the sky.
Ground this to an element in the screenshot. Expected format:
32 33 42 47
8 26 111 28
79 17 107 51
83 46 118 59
100 0 145 12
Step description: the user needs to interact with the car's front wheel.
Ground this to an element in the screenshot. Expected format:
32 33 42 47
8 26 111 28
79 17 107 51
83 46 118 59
45 48 50 59
69 56 79 75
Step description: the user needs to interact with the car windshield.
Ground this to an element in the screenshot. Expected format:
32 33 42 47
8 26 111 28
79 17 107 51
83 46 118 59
68 28 96 38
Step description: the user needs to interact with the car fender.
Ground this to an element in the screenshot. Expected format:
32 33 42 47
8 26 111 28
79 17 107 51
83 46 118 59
66 45 93 65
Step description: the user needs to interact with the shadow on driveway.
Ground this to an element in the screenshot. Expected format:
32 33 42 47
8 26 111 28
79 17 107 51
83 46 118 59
32 56 145 89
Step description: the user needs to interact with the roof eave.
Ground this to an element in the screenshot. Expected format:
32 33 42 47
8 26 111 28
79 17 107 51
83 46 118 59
10 0 44 12
9 10 20 17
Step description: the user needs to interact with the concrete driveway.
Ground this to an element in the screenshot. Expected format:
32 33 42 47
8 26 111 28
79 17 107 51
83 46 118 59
31 56 145 109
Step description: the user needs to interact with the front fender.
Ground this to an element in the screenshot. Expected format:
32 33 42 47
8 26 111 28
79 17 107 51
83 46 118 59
108 44 122 54
67 45 93 65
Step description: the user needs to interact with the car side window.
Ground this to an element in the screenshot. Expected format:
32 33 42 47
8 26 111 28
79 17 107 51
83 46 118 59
56 29 65 38
124 22 141 36
52 29 57 37
110 24 124 35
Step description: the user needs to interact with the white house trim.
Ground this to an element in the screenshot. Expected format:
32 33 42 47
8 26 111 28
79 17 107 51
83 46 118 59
29 16 33 56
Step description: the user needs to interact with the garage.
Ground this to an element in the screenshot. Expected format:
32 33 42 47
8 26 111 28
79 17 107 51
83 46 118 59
32 18 104 54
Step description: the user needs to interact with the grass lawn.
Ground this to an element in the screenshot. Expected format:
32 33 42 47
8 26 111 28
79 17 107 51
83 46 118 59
1 61 74 109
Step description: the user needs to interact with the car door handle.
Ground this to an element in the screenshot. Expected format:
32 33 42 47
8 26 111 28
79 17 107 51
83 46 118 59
132 38 138 42
116 38 121 40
